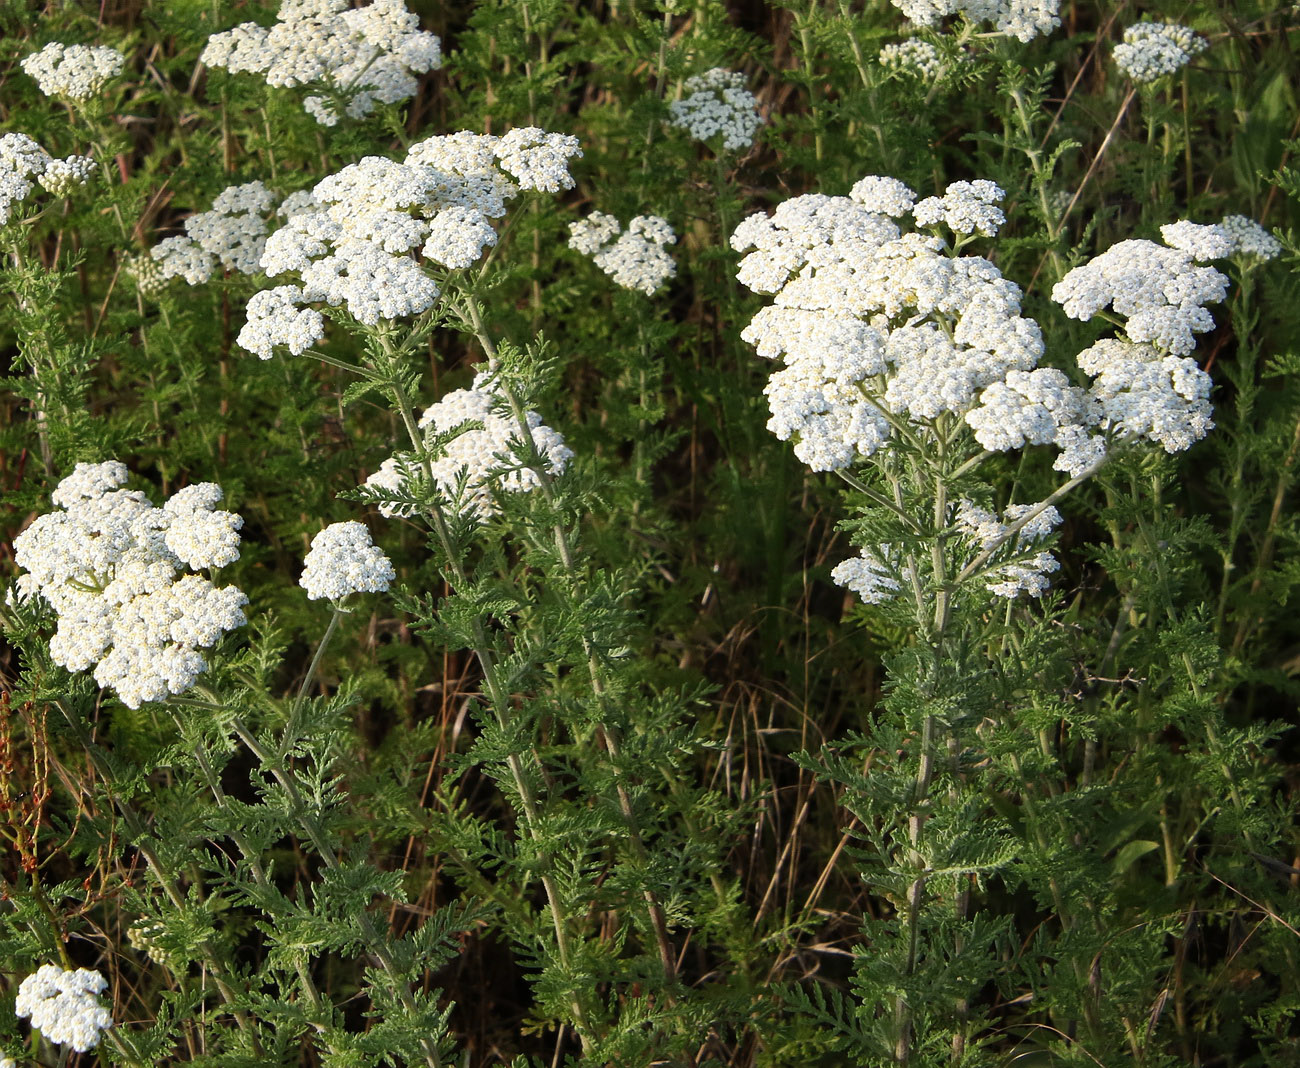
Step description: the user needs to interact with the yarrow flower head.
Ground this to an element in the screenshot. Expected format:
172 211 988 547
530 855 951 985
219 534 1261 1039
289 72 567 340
151 180 292 285
668 68 763 153
0 132 94 226
201 0 442 126
1113 21 1207 83
10 462 248 708
1074 339 1214 453
568 211 677 295
365 372 573 521
14 964 114 1052
21 42 125 100
731 175 1057 471
888 0 1061 43
913 179 1006 237
1052 237 1229 356
1218 215 1282 262
300 521 394 602
238 131 580 354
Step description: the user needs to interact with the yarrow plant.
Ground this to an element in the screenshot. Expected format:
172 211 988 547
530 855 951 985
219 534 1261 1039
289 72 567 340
11 462 247 708
2 4 1298 1067
365 370 573 521
150 180 298 284
300 521 395 602
878 38 944 80
201 0 442 126
568 211 677 295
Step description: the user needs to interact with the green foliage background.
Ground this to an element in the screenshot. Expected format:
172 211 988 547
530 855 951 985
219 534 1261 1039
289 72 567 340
1 0 1299 1065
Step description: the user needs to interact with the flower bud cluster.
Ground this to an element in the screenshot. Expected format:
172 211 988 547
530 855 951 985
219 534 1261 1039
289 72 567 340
127 920 173 966
668 68 763 153
201 0 442 126
1113 21 1207 83
11 462 248 709
1 132 94 226
889 0 1061 43
878 39 943 80
237 130 580 355
20 42 125 100
365 372 573 522
300 521 394 601
14 965 114 1052
568 211 677 295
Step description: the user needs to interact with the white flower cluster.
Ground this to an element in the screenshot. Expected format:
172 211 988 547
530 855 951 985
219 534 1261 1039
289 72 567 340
832 499 1063 606
1074 339 1213 452
21 42 125 100
568 212 677 295
830 545 901 604
151 180 297 286
201 0 442 126
1038 221 1252 458
1161 215 1282 263
914 179 1006 237
366 372 573 521
1051 234 1229 356
954 499 1062 598
1218 214 1283 260
14 964 114 1052
668 68 763 153
1113 21 1207 83
889 0 1061 43
300 521 394 601
0 132 94 226
879 39 943 80
11 462 248 709
731 176 1059 472
237 129 580 356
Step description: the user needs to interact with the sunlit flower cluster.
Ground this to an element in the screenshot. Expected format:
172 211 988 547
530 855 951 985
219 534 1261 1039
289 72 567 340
11 462 247 709
15 965 114 1052
889 0 1061 43
1051 234 1229 356
1159 216 1282 264
0 132 94 226
21 42 125 100
830 545 901 604
1113 21 1207 83
731 177 1057 472
913 179 1005 237
152 180 293 285
201 0 442 126
668 68 763 152
365 372 573 521
237 130 580 355
568 211 677 295
300 521 394 601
